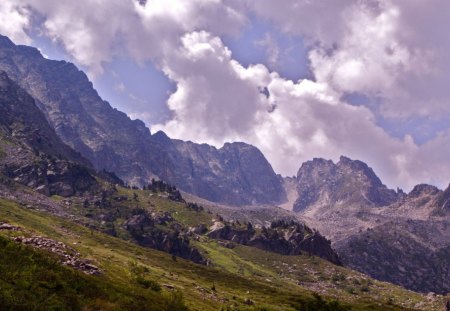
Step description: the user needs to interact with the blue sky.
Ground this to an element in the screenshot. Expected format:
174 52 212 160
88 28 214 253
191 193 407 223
2 0 450 190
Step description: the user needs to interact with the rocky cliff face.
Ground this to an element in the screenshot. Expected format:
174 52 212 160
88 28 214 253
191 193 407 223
336 219 450 294
433 184 450 215
289 156 450 294
164 138 285 205
0 71 88 166
293 156 399 212
0 71 99 197
0 35 284 206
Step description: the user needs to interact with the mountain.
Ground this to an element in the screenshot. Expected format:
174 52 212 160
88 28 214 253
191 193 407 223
336 218 450 294
1 79 437 309
433 183 450 215
0 66 333 275
0 35 284 206
287 156 450 294
294 156 399 213
0 71 99 197
147 132 285 205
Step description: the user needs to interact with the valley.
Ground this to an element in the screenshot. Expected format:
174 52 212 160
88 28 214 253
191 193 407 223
0 33 449 310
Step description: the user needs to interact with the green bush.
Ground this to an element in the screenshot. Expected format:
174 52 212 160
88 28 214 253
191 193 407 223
136 276 162 292
292 293 351 311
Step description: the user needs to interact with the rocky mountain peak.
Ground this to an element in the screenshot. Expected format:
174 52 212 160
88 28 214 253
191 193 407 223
151 130 172 145
408 184 441 199
337 156 384 186
0 35 14 48
293 156 398 212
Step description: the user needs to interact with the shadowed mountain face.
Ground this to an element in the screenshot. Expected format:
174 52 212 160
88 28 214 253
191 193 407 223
0 71 88 167
0 71 98 197
0 35 285 206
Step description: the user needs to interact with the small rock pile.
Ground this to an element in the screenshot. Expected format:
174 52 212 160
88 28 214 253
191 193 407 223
12 235 101 275
0 223 21 231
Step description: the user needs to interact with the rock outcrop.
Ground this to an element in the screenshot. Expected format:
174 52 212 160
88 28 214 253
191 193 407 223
336 219 450 294
433 183 450 215
0 222 101 275
14 235 101 275
207 219 341 265
123 211 206 264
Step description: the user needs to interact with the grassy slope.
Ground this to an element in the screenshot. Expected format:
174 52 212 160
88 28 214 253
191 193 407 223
0 194 444 311
0 235 188 311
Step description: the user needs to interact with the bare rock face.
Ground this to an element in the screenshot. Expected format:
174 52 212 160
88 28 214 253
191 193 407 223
0 35 285 206
336 219 450 294
0 71 88 166
0 71 99 196
151 137 286 206
293 156 399 212
408 184 441 198
432 184 450 215
290 156 450 294
6 158 98 197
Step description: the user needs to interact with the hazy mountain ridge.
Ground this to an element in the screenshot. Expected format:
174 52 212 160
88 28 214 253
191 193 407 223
0 35 285 206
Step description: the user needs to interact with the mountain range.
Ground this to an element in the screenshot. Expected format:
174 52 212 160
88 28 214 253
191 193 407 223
0 33 449 309
0 34 284 206
285 156 450 294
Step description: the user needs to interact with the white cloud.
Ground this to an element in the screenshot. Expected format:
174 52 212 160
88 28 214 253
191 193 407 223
2 0 450 190
153 31 270 143
18 0 245 76
0 1 31 44
152 31 419 189
244 0 450 119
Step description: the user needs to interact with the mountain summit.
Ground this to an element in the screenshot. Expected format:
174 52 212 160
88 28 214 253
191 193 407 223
294 156 399 213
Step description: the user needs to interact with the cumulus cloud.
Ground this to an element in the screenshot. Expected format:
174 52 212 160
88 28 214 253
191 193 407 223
245 0 450 119
2 0 450 189
153 31 419 189
309 2 411 95
153 31 270 143
18 0 245 75
0 1 31 44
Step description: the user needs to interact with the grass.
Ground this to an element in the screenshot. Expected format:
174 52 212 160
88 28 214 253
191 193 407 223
0 235 188 311
0 196 442 311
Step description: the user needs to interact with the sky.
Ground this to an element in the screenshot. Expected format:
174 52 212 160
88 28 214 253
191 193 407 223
1 0 450 191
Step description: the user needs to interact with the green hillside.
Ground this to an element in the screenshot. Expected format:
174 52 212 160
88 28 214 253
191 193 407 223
0 193 444 311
